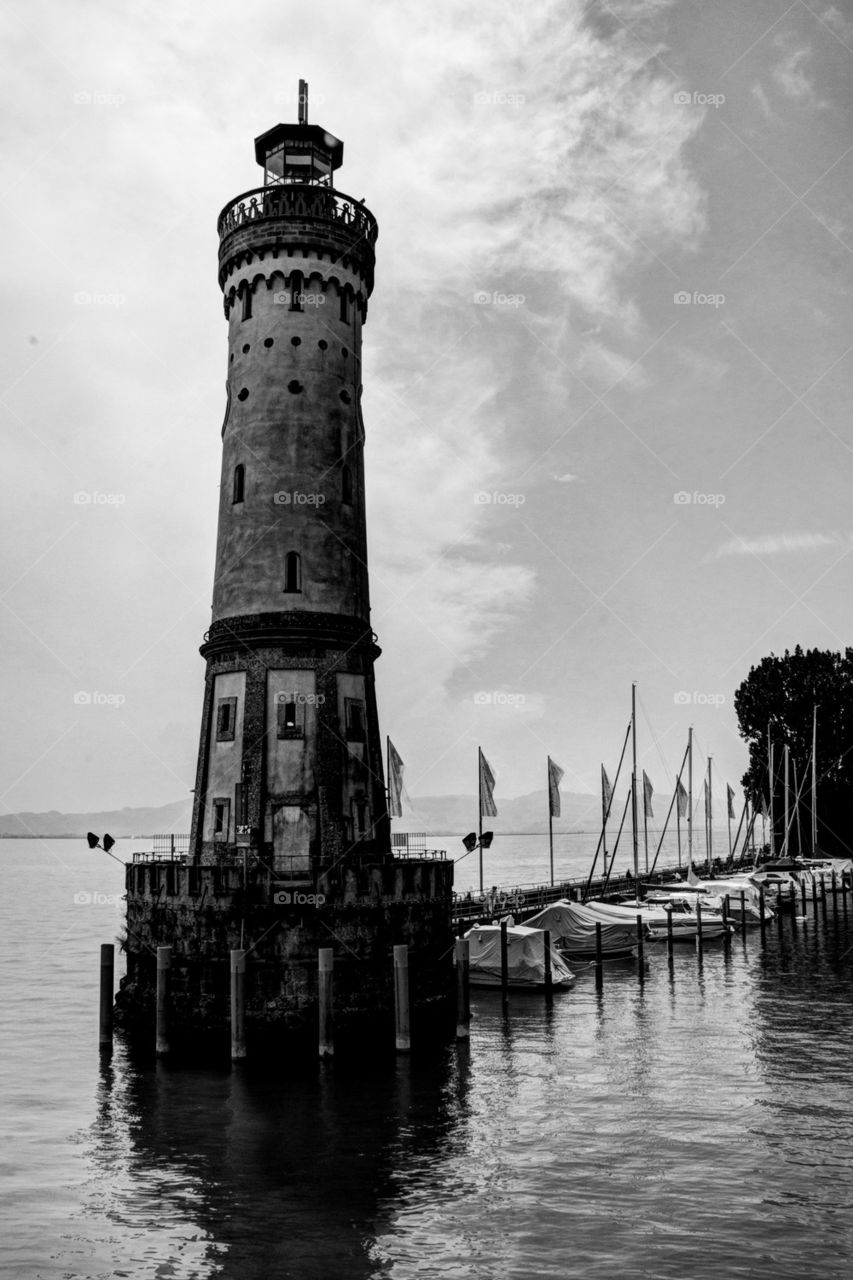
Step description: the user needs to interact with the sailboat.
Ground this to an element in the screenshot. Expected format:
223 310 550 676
587 686 731 941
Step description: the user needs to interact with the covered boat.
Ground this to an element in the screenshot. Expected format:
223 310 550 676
464 924 575 988
522 900 639 959
584 898 730 941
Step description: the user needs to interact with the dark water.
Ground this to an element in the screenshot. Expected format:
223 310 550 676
3 840 853 1278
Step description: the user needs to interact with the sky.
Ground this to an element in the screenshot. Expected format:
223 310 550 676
1 0 852 821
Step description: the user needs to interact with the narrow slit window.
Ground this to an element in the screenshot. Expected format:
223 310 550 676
212 798 230 840
277 695 304 739
284 551 302 593
232 463 245 504
216 697 237 741
241 287 252 321
289 272 303 312
340 289 349 323
346 699 365 742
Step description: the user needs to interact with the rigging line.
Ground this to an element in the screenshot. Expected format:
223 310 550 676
583 720 632 900
636 690 677 790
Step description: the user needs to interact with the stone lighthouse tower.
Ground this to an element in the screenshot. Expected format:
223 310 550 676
189 86 388 875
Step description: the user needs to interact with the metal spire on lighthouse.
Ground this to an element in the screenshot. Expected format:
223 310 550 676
298 78 308 125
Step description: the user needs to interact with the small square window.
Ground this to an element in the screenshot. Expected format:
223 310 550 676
216 697 238 742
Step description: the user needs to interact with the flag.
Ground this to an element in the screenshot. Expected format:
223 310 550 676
676 778 688 818
387 739 406 817
479 748 498 817
642 771 654 819
547 756 564 818
601 765 613 813
726 784 736 821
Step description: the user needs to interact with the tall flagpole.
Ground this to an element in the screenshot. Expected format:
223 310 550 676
687 725 693 869
643 775 649 876
478 747 484 894
707 756 713 868
727 787 733 862
548 759 554 889
631 683 639 884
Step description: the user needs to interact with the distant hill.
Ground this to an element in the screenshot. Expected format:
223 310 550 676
0 790 601 838
0 798 194 839
400 790 601 834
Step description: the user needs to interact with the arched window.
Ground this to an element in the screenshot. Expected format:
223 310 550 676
289 271 303 312
241 286 252 321
341 465 352 505
340 288 349 323
284 551 302 593
232 463 245 504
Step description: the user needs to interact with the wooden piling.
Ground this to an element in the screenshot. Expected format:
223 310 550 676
666 907 674 959
318 947 334 1058
820 877 828 921
801 880 807 914
595 922 603 989
636 913 644 979
812 877 819 919
155 945 171 1056
759 886 767 948
230 949 247 1061
695 900 703 961
393 945 411 1053
831 870 839 917
500 920 509 1003
739 890 747 940
790 882 797 926
99 943 114 1051
543 930 553 997
455 938 470 1039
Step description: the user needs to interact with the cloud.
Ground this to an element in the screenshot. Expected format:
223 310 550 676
771 36 828 108
712 532 845 559
751 82 775 121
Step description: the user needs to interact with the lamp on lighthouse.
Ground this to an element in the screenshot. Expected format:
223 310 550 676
255 80 343 187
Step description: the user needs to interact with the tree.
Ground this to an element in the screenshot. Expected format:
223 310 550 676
734 646 853 857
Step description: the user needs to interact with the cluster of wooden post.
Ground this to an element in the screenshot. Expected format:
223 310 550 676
97 873 850 1054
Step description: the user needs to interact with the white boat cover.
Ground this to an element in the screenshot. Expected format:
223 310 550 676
584 898 728 939
522 900 638 955
464 924 575 987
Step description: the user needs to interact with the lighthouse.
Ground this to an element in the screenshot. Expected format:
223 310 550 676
188 84 388 875
118 91 453 1055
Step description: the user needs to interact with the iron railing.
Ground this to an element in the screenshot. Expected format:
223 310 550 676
217 184 378 245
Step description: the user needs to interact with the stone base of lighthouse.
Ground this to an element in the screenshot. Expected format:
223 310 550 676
188 613 390 873
115 857 455 1057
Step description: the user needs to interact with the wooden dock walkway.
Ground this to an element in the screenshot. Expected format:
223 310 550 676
451 854 756 929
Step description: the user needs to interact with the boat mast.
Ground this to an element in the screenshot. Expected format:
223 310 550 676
768 725 775 859
687 725 693 869
811 702 818 854
631 682 639 884
782 743 790 858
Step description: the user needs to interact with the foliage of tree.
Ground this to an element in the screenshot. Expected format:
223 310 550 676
734 646 853 856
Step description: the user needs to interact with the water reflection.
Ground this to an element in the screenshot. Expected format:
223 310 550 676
86 1048 462 1279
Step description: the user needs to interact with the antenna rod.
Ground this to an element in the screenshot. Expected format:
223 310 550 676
298 78 308 125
